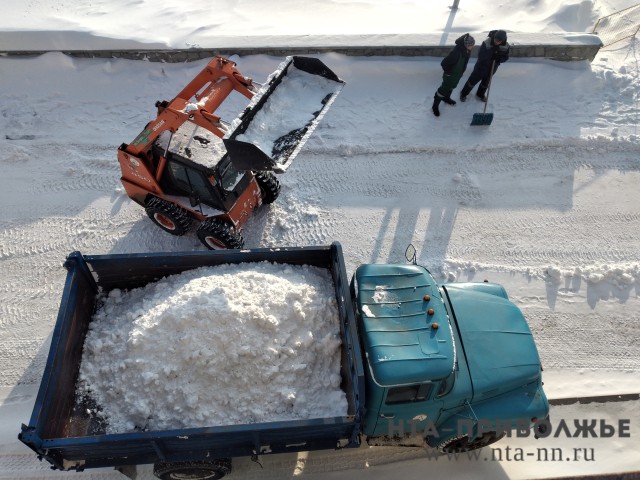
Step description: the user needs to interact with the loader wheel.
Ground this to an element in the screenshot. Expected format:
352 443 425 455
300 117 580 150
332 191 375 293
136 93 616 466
153 458 231 479
145 197 192 236
196 218 244 250
254 171 280 204
437 431 505 453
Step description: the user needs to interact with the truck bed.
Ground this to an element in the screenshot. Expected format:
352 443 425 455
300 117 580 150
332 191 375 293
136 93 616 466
19 243 365 472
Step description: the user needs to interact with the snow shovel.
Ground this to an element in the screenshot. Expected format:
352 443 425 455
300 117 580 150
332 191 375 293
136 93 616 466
471 60 496 126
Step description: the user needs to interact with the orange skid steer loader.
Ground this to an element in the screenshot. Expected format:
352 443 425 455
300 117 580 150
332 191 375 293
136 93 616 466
117 56 344 249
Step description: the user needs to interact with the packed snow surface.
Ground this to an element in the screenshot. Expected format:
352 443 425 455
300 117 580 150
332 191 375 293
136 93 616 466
2 0 640 477
76 262 348 434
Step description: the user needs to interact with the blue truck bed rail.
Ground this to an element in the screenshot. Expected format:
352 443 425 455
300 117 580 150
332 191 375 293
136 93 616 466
19 243 365 473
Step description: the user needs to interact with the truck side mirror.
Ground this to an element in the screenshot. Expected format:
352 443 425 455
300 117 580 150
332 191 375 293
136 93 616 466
405 244 417 264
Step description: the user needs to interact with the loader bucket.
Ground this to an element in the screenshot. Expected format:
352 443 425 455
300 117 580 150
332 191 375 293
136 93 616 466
224 56 345 173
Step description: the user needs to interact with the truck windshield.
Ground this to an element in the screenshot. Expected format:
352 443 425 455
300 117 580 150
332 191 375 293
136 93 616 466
385 383 433 405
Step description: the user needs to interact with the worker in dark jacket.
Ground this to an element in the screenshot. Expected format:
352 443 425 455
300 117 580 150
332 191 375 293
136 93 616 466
432 33 475 117
459 29 510 102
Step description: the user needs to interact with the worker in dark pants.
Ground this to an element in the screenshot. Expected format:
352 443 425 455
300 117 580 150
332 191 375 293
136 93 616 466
432 33 475 117
459 29 510 102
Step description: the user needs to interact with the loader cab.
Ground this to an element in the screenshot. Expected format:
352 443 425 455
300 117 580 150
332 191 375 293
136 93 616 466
153 125 252 212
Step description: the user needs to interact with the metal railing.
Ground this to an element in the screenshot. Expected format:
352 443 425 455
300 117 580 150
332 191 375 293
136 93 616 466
592 3 640 48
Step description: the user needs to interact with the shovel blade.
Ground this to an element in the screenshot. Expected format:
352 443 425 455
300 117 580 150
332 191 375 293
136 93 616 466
471 112 494 126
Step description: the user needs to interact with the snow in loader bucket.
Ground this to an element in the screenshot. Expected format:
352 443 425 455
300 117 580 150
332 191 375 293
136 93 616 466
223 56 345 173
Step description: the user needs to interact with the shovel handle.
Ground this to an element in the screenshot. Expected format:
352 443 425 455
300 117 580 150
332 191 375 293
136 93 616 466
483 59 496 114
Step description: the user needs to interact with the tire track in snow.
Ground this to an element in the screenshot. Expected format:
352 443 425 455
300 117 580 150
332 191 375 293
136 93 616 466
2 137 639 387
283 143 640 274
0 339 48 385
245 189 340 247
0 213 139 261
35 173 119 194
0 453 120 479
447 245 640 266
0 445 436 480
526 309 640 370
299 141 640 184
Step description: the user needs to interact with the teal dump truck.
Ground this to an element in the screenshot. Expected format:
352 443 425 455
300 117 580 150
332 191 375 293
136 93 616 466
19 242 548 479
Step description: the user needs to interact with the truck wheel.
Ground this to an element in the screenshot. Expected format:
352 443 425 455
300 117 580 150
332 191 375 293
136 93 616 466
437 431 505 453
196 218 244 250
254 171 280 204
145 197 192 236
153 458 231 480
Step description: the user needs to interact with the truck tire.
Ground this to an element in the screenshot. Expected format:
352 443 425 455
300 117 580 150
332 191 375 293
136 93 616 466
437 431 505 453
153 458 231 480
254 171 280 204
196 218 244 250
145 197 192 236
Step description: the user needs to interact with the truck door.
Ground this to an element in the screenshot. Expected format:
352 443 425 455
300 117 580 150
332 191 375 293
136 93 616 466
373 382 444 439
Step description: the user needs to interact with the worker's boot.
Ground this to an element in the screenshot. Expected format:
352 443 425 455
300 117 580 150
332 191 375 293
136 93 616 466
442 96 456 105
476 83 488 102
459 82 472 102
432 94 442 117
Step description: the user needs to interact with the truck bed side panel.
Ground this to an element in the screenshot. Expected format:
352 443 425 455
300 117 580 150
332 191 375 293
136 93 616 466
19 243 365 470
29 261 97 441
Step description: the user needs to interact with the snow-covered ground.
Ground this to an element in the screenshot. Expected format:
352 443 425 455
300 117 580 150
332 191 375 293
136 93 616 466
0 0 628 47
1 0 639 478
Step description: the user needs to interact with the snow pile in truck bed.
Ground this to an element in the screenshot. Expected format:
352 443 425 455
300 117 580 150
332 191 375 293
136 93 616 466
76 262 348 434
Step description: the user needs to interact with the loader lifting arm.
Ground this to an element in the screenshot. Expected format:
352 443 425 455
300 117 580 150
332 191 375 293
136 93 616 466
124 57 258 158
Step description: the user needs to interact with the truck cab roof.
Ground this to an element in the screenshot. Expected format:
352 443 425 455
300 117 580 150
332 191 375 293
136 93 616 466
355 264 455 387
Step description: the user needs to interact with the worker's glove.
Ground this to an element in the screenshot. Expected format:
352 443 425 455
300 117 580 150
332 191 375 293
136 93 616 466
497 44 510 63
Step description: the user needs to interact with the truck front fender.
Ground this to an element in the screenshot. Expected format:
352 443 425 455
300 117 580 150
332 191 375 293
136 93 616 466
442 282 509 299
428 380 548 447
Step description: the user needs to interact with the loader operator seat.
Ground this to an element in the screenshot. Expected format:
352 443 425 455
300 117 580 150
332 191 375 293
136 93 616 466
151 131 172 170
151 144 164 171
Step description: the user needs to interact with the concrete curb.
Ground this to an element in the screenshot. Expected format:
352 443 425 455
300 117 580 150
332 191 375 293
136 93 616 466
0 33 603 63
549 393 639 406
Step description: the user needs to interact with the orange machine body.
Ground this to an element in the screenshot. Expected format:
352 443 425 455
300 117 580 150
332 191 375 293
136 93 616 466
117 56 262 233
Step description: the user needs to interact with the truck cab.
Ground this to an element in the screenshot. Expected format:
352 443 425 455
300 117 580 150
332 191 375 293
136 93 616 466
352 258 548 452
